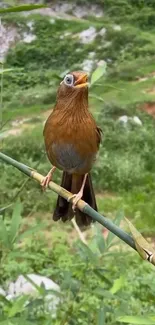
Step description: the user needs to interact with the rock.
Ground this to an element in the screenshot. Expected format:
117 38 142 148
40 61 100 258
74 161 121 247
97 59 106 67
27 21 34 30
23 20 36 43
113 24 122 31
23 32 36 43
98 28 106 36
7 274 60 316
0 22 19 62
133 116 142 126
78 27 97 44
102 41 112 49
82 59 94 73
118 115 142 126
118 115 129 125
50 18 55 24
88 52 96 59
73 4 103 18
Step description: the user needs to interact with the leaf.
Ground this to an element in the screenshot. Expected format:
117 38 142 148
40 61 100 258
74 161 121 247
8 295 28 318
110 275 125 294
94 224 106 254
76 241 99 264
9 201 22 244
0 69 15 74
106 210 124 247
0 4 47 14
97 307 105 325
94 288 113 298
0 319 34 325
11 319 35 325
117 316 155 324
90 63 107 86
125 218 155 265
17 223 47 242
0 217 10 249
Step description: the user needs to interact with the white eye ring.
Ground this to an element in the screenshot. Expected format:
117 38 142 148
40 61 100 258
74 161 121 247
64 74 74 86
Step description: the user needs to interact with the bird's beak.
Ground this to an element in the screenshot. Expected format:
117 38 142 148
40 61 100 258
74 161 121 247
74 74 89 88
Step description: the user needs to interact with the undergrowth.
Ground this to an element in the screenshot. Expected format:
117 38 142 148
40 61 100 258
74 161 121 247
0 203 154 324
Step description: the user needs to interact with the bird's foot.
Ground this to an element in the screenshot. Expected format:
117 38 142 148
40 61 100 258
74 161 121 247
41 166 56 190
69 190 83 212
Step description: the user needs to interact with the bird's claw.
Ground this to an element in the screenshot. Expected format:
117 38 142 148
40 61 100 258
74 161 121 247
41 166 56 191
68 192 83 212
41 174 51 191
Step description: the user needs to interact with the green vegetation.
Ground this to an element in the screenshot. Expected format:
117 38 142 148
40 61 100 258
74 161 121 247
0 203 155 325
1 0 155 324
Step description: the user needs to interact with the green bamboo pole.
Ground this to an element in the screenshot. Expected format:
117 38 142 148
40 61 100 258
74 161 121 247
0 151 155 266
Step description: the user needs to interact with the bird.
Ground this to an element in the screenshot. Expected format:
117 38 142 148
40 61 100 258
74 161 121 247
42 71 102 226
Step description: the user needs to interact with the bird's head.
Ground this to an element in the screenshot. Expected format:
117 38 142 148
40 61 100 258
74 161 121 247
57 71 88 99
62 71 88 89
55 71 89 112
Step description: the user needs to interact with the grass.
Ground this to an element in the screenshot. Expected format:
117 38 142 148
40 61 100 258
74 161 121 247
2 103 50 123
0 203 155 324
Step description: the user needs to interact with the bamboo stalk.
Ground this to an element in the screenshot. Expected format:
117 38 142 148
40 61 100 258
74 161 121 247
0 151 155 266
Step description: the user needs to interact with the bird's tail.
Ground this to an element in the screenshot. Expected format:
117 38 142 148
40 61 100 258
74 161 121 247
53 172 97 227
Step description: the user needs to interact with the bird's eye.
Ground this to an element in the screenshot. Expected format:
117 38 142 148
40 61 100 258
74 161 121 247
64 74 74 86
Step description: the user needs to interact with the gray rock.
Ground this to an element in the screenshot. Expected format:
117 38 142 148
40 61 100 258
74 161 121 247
113 24 122 31
23 32 36 43
118 115 128 125
132 116 142 126
7 274 60 317
82 59 95 73
79 27 97 44
0 21 19 62
98 28 106 36
118 115 142 126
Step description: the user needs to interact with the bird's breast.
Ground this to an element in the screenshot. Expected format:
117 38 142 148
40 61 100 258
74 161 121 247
44 112 98 174
51 142 95 174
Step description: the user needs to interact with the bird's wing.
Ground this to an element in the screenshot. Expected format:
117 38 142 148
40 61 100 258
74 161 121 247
96 126 102 148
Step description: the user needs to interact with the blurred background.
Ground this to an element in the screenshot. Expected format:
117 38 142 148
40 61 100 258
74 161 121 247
0 1 155 324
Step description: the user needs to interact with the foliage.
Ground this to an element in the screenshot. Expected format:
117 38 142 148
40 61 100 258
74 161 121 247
0 205 154 324
0 0 154 114
0 4 47 14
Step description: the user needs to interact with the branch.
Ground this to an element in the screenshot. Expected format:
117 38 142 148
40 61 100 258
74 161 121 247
0 151 155 266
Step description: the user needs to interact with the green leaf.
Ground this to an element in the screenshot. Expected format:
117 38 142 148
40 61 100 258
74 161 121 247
117 316 155 324
97 307 105 325
90 63 107 86
94 224 106 254
8 295 28 318
9 201 22 244
114 210 125 226
17 223 47 242
76 241 99 264
106 210 124 247
0 69 15 74
0 217 10 249
0 319 35 325
0 4 47 14
110 275 125 294
125 218 155 265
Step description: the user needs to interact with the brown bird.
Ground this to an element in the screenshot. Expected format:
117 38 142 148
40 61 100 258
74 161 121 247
42 71 102 226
